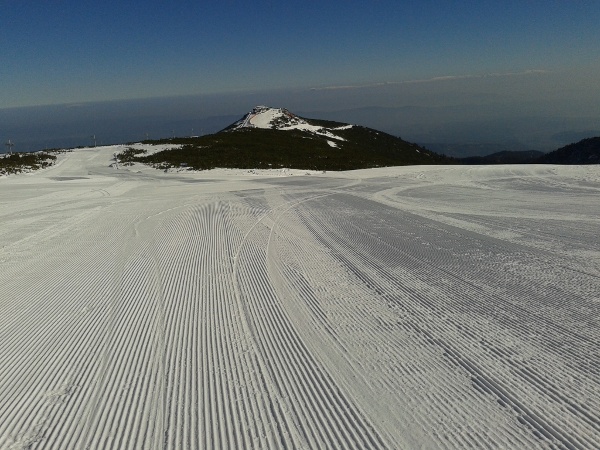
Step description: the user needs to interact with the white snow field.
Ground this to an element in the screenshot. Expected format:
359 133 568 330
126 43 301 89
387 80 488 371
0 145 599 449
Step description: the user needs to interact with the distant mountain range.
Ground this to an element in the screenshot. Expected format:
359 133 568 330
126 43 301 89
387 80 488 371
423 143 531 158
454 138 600 165
457 150 545 165
138 107 600 169
135 108 600 169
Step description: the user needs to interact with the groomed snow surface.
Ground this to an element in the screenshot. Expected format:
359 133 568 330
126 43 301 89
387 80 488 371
1 146 599 449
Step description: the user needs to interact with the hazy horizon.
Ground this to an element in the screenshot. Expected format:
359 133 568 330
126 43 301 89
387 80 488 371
2 68 599 156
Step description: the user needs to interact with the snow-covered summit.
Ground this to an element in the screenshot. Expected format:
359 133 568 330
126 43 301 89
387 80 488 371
228 106 351 141
231 106 303 130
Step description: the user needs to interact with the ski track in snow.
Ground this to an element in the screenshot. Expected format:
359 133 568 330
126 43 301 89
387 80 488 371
0 148 599 449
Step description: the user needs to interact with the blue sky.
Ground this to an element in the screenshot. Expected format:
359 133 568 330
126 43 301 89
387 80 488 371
2 1 599 108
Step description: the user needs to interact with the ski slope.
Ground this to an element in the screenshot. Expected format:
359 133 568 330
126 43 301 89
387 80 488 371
0 146 599 449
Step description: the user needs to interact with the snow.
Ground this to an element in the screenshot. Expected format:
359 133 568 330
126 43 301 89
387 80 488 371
1 147 599 449
232 106 347 141
248 107 282 128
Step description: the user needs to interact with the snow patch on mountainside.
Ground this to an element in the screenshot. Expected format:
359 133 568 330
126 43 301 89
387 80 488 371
230 106 350 141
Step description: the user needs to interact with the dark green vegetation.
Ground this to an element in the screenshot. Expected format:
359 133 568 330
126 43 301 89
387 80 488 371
536 137 600 164
0 152 57 175
133 120 450 171
118 147 147 165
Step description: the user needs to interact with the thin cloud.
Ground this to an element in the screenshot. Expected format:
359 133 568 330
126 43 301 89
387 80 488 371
310 70 550 91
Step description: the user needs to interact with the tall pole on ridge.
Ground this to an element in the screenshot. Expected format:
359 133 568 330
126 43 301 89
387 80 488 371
5 140 14 154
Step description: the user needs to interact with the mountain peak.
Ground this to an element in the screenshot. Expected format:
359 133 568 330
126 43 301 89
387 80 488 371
226 106 352 141
230 106 304 130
